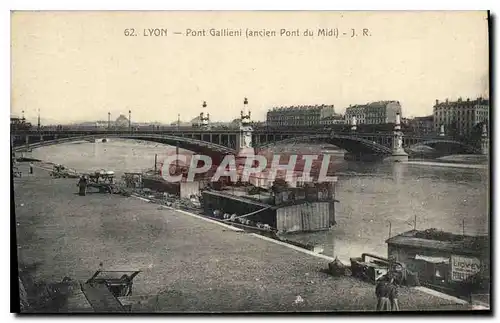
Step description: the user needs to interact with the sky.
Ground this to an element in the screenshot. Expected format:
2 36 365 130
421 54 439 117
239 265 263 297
11 11 489 124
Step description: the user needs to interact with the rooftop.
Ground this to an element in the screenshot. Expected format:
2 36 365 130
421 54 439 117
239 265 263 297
386 229 489 256
346 100 400 109
434 97 489 107
269 104 334 112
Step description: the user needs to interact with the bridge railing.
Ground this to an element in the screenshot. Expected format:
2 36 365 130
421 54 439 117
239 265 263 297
13 132 238 154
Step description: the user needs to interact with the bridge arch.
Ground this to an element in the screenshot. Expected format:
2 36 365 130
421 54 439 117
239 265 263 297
255 134 393 155
13 134 237 160
409 139 480 154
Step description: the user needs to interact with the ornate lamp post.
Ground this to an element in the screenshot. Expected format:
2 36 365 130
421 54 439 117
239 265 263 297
37 108 41 132
129 110 132 132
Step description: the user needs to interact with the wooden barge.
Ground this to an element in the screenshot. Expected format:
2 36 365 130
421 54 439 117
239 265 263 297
141 174 204 199
201 180 338 234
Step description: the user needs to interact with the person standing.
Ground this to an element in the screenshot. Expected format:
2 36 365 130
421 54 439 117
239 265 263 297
77 175 88 196
29 162 34 174
375 276 391 311
389 277 400 311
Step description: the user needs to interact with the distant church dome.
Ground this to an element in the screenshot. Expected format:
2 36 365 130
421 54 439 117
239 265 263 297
190 116 201 126
115 114 129 128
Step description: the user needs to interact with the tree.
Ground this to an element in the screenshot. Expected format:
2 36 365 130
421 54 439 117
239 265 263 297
466 121 487 145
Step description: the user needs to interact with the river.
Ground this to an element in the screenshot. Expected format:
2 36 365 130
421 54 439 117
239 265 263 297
29 138 489 263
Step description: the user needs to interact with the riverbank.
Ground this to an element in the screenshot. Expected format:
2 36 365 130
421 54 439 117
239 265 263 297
437 155 488 163
13 163 472 312
405 161 487 169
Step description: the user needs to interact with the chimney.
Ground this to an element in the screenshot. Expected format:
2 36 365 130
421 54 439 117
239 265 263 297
435 99 439 105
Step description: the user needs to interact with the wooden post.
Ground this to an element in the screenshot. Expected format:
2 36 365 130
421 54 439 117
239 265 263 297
154 154 157 173
414 214 417 230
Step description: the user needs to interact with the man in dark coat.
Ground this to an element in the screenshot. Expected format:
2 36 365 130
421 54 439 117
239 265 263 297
77 176 88 196
375 276 391 311
389 277 400 311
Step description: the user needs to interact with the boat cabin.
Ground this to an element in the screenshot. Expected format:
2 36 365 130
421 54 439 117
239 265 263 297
386 229 490 297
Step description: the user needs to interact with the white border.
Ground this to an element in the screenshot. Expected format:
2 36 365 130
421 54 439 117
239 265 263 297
4 1 497 322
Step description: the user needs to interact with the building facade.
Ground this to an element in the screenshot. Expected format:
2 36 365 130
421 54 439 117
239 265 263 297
320 114 346 126
409 115 434 135
344 105 366 124
433 97 489 136
10 116 32 131
345 101 402 125
266 105 335 127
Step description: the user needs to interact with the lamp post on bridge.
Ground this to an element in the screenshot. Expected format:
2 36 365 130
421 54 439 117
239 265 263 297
37 108 41 132
129 110 132 132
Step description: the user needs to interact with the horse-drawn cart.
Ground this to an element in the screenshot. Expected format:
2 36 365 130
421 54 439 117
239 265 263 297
86 170 119 194
51 164 79 178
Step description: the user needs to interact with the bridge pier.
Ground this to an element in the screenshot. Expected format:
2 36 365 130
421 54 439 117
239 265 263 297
385 113 408 162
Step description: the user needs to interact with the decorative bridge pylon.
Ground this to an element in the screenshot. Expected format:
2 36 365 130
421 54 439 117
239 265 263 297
200 101 210 129
350 115 357 132
388 112 409 162
236 97 256 171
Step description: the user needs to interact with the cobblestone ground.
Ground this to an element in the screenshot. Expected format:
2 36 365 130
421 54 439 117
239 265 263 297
14 163 468 312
